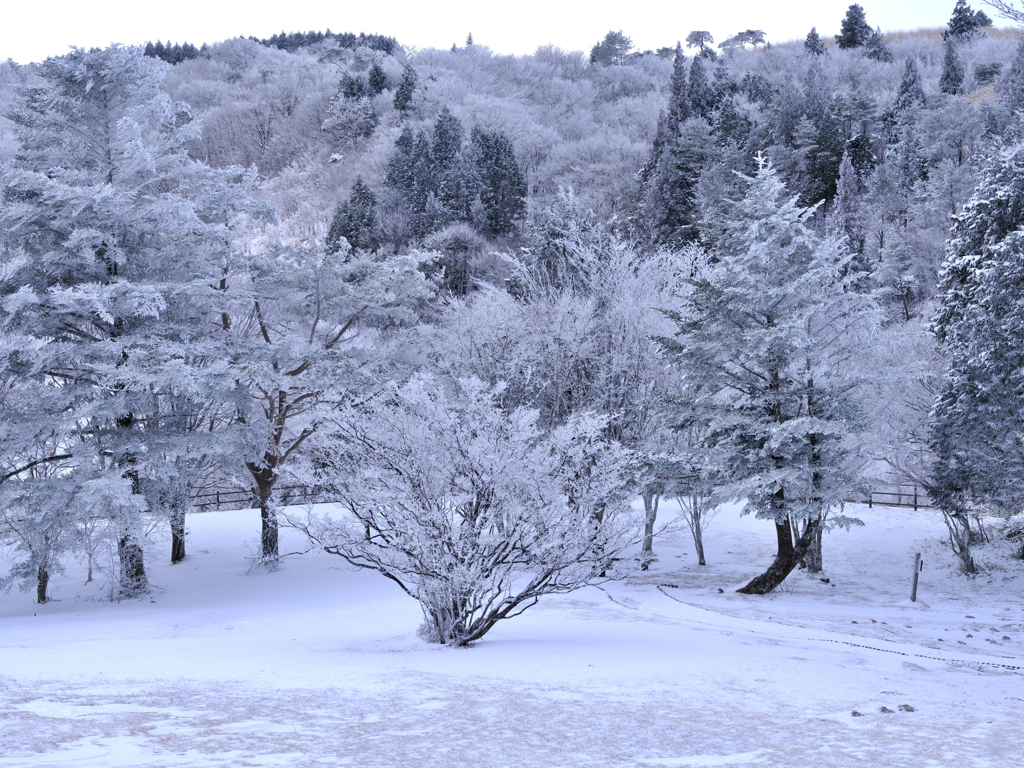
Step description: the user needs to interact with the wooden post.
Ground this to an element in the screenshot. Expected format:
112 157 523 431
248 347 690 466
910 552 922 602
913 486 918 511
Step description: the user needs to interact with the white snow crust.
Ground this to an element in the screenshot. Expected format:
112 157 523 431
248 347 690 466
1 501 1021 766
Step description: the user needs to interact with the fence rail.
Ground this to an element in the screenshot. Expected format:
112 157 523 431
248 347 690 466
192 481 933 513
190 485 329 511
852 485 932 510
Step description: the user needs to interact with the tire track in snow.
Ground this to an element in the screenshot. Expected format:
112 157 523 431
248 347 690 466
654 585 1024 674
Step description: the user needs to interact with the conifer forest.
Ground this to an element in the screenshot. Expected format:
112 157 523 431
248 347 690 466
2 3 1024 765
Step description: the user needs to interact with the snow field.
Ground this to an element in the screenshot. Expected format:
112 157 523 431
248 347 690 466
0 501 1021 767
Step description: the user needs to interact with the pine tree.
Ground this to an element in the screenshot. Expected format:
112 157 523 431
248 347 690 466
944 0 991 41
998 41 1024 113
393 64 417 113
327 178 379 253
689 56 715 119
468 127 526 237
1 46 254 594
590 31 633 66
660 159 875 594
431 107 473 221
368 63 388 95
837 4 873 49
845 133 876 185
686 31 714 56
804 27 826 56
930 145 1024 572
883 58 927 140
864 28 894 63
940 39 966 95
667 44 692 130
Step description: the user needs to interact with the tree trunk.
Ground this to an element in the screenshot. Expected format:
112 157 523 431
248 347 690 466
250 464 279 561
804 520 823 573
640 488 659 569
941 507 976 573
737 514 820 595
118 535 147 596
691 502 706 566
36 562 49 604
170 504 186 564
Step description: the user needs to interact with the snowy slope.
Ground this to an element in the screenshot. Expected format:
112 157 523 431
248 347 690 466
0 502 1021 767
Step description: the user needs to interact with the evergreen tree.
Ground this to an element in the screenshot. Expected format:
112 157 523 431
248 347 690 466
804 27 826 56
864 28 894 63
1 46 254 594
660 159 875 594
393 64 417 113
590 31 633 66
368 63 388 95
340 73 369 100
883 58 927 140
998 41 1024 113
689 56 715 119
431 107 473 221
468 127 526 237
845 133 876 186
385 125 433 222
667 44 692 129
327 178 379 253
930 145 1024 572
944 0 991 41
686 31 716 60
836 4 873 49
940 39 966 95
803 110 845 206
830 151 869 283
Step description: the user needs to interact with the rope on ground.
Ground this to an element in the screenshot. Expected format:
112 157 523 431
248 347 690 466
655 585 1023 674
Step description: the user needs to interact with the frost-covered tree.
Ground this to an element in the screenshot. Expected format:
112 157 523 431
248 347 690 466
944 0 992 41
224 240 431 562
864 28 894 63
590 31 633 66
804 28 826 56
884 59 927 140
660 160 876 594
1 45 253 595
930 143 1024 572
940 40 966 95
393 64 417 113
327 177 378 253
837 4 873 50
998 41 1024 114
686 31 715 59
468 127 526 238
300 375 639 646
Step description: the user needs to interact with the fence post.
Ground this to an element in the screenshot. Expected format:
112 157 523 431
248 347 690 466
910 552 922 602
913 486 918 511
868 492 872 509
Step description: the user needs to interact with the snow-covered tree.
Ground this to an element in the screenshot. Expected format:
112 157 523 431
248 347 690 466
804 28 826 57
837 4 873 50
930 142 1024 571
222 238 431 562
1 45 254 595
944 0 991 41
660 159 877 594
940 41 966 96
300 375 639 646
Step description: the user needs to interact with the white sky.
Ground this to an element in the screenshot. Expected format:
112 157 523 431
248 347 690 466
0 0 1015 64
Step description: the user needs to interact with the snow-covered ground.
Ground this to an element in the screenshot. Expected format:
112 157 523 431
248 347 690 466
1 501 1021 767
